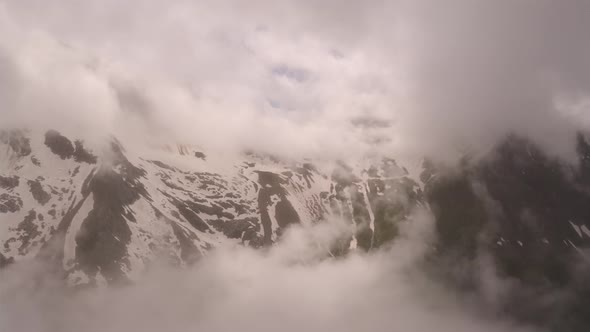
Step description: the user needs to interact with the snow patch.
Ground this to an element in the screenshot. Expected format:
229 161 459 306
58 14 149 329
569 220 583 238
63 193 94 270
268 194 281 242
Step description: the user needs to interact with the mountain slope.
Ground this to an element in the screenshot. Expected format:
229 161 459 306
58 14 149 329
4 128 590 330
0 129 423 285
424 134 590 330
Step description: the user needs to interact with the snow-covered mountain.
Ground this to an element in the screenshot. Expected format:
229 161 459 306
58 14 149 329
3 128 590 330
0 128 423 285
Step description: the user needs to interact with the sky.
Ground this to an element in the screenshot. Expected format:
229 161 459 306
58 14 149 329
1 0 590 161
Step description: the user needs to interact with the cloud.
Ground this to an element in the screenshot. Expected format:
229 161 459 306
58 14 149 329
389 0 590 161
0 208 538 332
0 0 383 159
2 0 589 162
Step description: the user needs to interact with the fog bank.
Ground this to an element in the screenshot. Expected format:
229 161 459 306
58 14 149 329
0 209 539 332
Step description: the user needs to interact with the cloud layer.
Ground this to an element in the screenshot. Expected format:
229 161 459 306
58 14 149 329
0 209 539 332
2 1 590 161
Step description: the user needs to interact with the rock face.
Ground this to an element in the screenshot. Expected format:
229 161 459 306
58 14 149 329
425 134 590 331
0 129 421 285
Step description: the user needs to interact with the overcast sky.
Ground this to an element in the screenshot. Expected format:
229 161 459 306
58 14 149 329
1 0 589 161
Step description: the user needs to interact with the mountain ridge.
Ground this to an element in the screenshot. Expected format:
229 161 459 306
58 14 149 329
3 127 590 329
1 128 423 285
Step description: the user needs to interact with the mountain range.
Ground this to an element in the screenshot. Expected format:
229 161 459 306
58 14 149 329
1 128 590 330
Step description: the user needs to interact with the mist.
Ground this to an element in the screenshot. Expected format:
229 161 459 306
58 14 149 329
0 208 539 332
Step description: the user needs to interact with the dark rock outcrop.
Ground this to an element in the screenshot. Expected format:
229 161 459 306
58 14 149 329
45 130 75 160
27 180 51 205
73 140 97 164
0 176 19 190
424 134 590 331
75 142 149 283
0 193 22 213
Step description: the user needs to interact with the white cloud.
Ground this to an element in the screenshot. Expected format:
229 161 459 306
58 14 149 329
1 0 589 160
0 208 537 332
